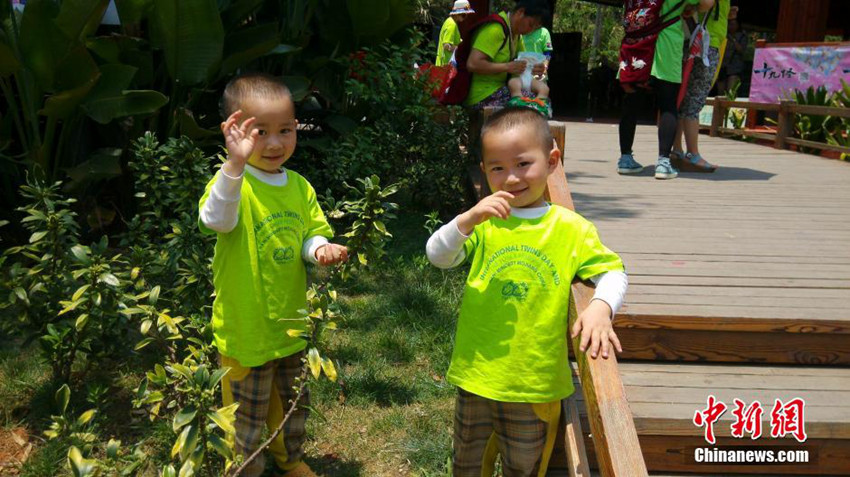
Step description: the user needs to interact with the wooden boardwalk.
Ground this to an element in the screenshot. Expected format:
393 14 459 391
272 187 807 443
562 122 850 364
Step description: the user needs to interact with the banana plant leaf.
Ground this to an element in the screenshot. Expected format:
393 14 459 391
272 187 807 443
152 0 224 85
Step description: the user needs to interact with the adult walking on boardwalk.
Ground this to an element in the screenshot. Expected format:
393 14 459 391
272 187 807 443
671 0 731 172
436 0 476 67
616 0 715 180
464 0 550 109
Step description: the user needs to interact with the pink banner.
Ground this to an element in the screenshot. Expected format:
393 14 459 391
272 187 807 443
749 45 850 103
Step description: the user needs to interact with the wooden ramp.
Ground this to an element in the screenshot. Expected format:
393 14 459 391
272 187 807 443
562 123 850 365
557 122 850 476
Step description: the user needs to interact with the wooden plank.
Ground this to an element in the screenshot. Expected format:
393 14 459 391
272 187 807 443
568 284 648 477
717 128 777 142
626 275 850 288
615 328 850 364
785 136 850 155
788 103 850 119
706 99 781 112
563 396 592 477
620 303 850 321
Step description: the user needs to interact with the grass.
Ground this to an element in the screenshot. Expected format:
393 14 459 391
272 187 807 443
305 212 466 475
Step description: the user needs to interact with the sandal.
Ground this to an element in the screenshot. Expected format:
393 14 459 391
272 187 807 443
685 153 717 172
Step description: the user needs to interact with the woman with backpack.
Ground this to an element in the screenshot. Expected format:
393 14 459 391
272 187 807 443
463 0 550 110
616 0 715 180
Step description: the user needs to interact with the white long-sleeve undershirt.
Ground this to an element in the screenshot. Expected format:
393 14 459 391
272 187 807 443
425 204 627 317
198 164 328 265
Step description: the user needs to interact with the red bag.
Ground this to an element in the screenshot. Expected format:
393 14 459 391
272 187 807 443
439 13 510 105
618 0 686 88
416 63 456 100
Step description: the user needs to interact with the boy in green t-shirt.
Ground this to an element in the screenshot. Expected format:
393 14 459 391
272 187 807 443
198 73 348 477
426 107 627 476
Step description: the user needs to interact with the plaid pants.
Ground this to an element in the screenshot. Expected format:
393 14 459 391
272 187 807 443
453 388 563 477
220 353 308 477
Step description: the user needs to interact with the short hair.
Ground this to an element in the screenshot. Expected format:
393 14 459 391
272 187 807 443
480 106 553 156
514 0 551 21
220 72 293 119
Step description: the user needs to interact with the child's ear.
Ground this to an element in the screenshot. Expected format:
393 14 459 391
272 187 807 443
548 139 561 173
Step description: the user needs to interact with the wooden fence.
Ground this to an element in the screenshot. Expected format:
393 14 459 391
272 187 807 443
706 97 850 155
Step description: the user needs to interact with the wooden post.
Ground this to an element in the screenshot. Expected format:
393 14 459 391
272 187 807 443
775 100 794 150
710 99 726 137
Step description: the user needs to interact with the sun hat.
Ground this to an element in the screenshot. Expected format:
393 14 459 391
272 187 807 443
451 0 475 15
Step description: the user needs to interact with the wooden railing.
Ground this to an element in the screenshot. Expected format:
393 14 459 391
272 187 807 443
706 98 850 156
547 122 648 477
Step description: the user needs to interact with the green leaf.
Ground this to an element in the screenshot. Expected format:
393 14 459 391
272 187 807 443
220 23 279 75
152 0 224 85
178 459 195 477
76 408 96 426
149 285 160 305
55 0 111 41
209 367 230 389
83 90 169 124
325 115 358 135
134 337 155 350
67 445 98 477
0 43 20 77
208 402 238 434
281 76 311 101
178 424 199 461
207 433 232 459
374 220 389 236
161 464 177 477
72 284 91 301
56 384 71 414
140 320 152 335
99 273 120 287
106 438 120 460
321 357 338 382
307 347 322 379
71 245 90 264
114 0 152 24
172 405 197 432
358 253 368 266
13 287 27 303
75 313 89 331
29 230 48 244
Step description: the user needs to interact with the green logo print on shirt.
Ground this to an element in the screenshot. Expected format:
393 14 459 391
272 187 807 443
273 246 295 264
478 243 562 307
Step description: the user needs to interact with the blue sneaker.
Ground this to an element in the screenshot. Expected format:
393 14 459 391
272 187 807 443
617 153 643 175
655 157 678 180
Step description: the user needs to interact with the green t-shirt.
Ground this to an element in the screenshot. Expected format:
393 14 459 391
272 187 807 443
651 0 699 83
198 169 333 367
448 206 624 403
705 0 730 50
436 17 461 67
465 11 526 106
522 27 553 55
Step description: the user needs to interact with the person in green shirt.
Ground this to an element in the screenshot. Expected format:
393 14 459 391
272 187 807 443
436 0 476 67
466 0 549 109
198 73 348 477
672 0 729 172
617 0 715 180
427 107 628 476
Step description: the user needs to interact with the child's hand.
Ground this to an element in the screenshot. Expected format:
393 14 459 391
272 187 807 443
570 299 622 359
457 191 514 235
220 110 259 176
315 243 349 266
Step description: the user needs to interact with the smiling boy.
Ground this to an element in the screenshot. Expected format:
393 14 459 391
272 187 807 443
198 73 347 477
426 107 628 476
